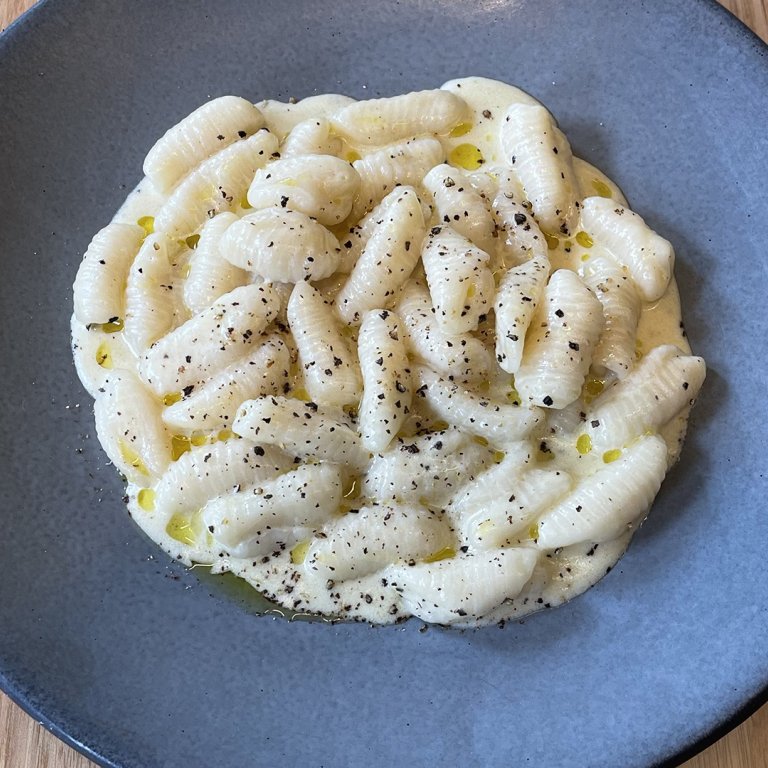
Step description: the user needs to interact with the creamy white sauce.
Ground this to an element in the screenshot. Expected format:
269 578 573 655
74 77 698 626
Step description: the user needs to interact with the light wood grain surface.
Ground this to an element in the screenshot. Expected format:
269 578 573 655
1 1 767 766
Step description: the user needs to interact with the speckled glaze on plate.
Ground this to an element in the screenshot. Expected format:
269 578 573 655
0 1 766 766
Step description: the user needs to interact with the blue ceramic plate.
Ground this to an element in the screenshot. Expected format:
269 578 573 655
1 1 766 766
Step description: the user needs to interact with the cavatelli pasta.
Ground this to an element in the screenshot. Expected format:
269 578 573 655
73 222 144 325
349 137 444 221
583 345 706 452
357 310 412 453
536 435 668 548
580 255 641 378
183 212 248 314
335 186 425 324
287 282 362 407
140 283 280 395
234 396 369 471
415 365 542 446
304 503 454 581
247 154 360 225
499 102 580 236
162 333 290 431
144 96 265 193
219 208 341 282
515 269 605 409
580 196 674 302
423 164 495 253
281 117 342 158
94 371 172 484
421 225 495 335
153 130 278 239
203 463 342 548
396 280 493 383
331 89 467 145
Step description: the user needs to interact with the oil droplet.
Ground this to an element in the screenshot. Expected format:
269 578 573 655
191 433 209 446
137 215 155 236
95 342 113 369
118 440 149 476
576 434 592 455
430 420 450 432
342 403 359 419
448 143 484 170
583 376 605 403
217 429 234 442
544 233 560 250
162 391 182 406
240 195 252 210
292 386 311 402
603 449 622 463
137 488 155 511
473 435 489 446
290 539 311 564
345 149 361 163
591 179 612 198
185 233 200 249
528 522 539 540
423 546 456 563
449 121 473 138
575 230 594 248
580 252 590 262
166 513 196 545
171 434 192 461
493 450 506 463
465 282 477 299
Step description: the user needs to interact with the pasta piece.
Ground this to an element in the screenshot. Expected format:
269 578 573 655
415 365 542 446
93 371 171 484
423 164 495 253
219 208 341 282
499 102 579 235
143 96 265 193
492 183 548 265
335 186 425 324
583 345 706 451
203 463 342 548
153 130 279 239
287 283 361 407
304 503 454 581
493 255 550 374
452 460 571 547
281 117 342 158
162 333 290 431
140 283 280 395
390 547 538 625
536 435 668 548
580 255 641 378
357 310 412 453
247 154 360 225
73 223 144 325
154 439 292 518
421 226 495 335
515 269 605 408
183 212 248 314
123 233 180 353
580 196 674 302
234 396 369 471
349 137 444 221
362 428 491 508
395 280 492 383
256 94 356 141
331 89 467 145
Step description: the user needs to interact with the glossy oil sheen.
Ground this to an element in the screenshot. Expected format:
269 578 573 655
0 1 766 767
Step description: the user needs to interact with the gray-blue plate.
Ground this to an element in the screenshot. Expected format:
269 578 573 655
1 1 766 766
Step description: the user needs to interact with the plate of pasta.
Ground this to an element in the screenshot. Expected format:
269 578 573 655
1 1 767 767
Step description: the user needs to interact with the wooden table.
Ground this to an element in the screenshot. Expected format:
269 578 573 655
1 0 767 765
